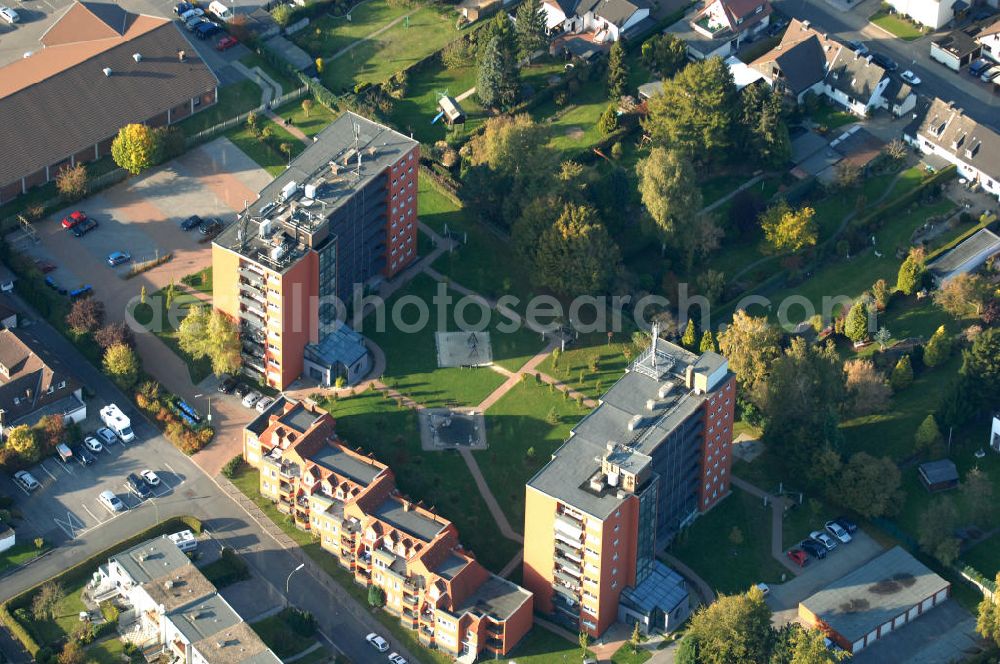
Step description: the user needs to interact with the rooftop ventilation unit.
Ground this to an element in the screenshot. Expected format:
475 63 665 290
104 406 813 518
304 183 317 199
133 53 142 62
280 180 298 202
657 382 674 399
627 414 643 431
102 67 113 77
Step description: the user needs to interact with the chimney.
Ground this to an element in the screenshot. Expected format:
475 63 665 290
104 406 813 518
24 388 32 400
132 52 142 62
102 67 113 77
178 49 186 62
685 365 694 389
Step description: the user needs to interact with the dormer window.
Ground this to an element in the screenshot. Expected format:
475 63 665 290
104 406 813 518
953 134 966 150
965 142 981 159
754 4 763 12
58 381 66 389
934 121 947 136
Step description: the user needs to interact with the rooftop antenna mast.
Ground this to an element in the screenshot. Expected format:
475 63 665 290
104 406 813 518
650 320 660 371
353 121 362 176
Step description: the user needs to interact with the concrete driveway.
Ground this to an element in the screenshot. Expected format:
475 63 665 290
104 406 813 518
852 599 980 664
766 530 885 620
21 137 271 474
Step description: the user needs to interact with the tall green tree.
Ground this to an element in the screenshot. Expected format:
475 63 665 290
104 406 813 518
684 586 773 664
962 327 1000 409
514 0 547 62
844 300 870 342
718 309 781 394
700 330 717 353
607 40 627 101
923 325 951 368
896 248 926 295
918 496 960 566
535 203 621 296
640 33 687 77
833 452 903 518
976 574 1000 648
103 343 139 388
681 320 697 348
963 467 995 529
476 15 520 111
737 84 791 166
111 123 161 174
933 273 991 318
598 104 619 135
642 57 738 160
914 414 944 457
178 308 241 377
5 425 40 465
760 200 817 254
636 147 703 244
890 354 913 391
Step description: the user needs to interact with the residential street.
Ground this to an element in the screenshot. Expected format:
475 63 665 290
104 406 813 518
772 0 1000 131
0 298 421 664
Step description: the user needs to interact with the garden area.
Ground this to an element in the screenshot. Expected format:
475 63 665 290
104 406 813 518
179 80 263 137
130 286 213 384
224 113 306 177
869 8 927 40
497 625 592 663
669 487 788 594
0 539 51 574
535 331 634 401
251 607 324 660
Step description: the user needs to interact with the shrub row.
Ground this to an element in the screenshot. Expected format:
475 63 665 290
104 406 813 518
2 516 203 657
135 380 214 455
125 252 173 279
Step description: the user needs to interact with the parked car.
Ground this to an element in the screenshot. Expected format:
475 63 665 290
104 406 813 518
981 66 1000 82
786 548 809 567
13 470 40 492
73 445 96 465
195 21 221 38
242 390 263 408
99 490 125 513
366 634 390 653
69 285 93 300
72 217 98 237
255 396 275 413
800 538 827 559
61 210 88 229
870 52 897 71
217 35 239 51
126 472 153 499
833 516 857 534
84 435 104 453
141 469 161 486
199 217 223 235
810 530 838 551
185 14 206 29
233 382 252 399
388 653 407 664
970 58 992 77
96 427 118 446
847 40 869 56
0 6 20 23
107 251 131 267
900 69 921 85
179 7 204 20
174 2 194 14
218 376 238 394
35 259 56 273
825 520 852 544
180 214 203 230
45 276 67 295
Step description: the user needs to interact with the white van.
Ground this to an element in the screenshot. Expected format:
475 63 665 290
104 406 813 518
208 1 233 22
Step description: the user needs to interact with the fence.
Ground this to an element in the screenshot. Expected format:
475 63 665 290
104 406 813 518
0 167 128 234
184 85 310 147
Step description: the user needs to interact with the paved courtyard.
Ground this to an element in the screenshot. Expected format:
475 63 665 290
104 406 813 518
16 137 272 475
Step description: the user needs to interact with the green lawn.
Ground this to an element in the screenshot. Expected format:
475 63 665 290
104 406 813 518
869 10 926 40
226 117 307 177
0 541 49 573
476 379 589 532
180 80 263 136
271 97 339 138
252 608 321 658
383 62 484 143
181 266 213 295
314 389 520 572
297 2 463 92
612 643 653 664
962 530 1000 581
17 579 88 645
229 466 454 664
497 625 591 663
363 274 509 407
531 81 609 158
131 288 213 384
669 487 789 595
809 102 857 131
85 637 127 664
535 331 632 401
239 52 301 95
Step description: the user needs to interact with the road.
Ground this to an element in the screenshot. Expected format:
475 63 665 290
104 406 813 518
0 296 420 664
772 0 1000 130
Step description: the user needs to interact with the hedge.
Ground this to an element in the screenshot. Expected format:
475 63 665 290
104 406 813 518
3 516 202 657
848 165 957 235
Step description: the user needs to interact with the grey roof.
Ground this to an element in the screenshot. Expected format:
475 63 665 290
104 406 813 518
918 459 959 485
110 537 192 585
456 574 533 621
143 563 216 612
829 126 884 167
169 593 243 645
80 1 131 34
883 78 914 106
0 20 217 188
585 0 650 26
620 561 688 614
214 111 418 273
800 547 950 643
826 50 886 101
435 553 472 580
374 499 447 542
791 129 831 165
927 228 1000 279
637 80 664 99
310 444 383 486
933 27 981 57
528 341 727 520
913 97 1000 188
193 620 282 664
771 36 828 93
246 396 291 436
281 401 326 434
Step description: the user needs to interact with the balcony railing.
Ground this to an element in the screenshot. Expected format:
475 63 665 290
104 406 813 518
402 594 418 606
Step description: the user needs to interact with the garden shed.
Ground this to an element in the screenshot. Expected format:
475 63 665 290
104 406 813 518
918 459 959 492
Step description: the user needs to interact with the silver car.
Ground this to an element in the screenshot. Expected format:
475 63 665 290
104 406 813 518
14 470 40 491
242 390 262 408
0 6 20 24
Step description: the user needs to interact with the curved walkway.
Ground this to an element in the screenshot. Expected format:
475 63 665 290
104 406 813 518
731 476 804 576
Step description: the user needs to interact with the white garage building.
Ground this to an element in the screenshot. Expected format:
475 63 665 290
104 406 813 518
799 547 951 654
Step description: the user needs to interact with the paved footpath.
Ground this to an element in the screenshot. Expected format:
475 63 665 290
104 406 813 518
731 476 804 576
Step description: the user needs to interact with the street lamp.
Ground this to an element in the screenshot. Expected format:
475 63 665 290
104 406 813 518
193 394 212 424
0 408 5 441
285 563 305 606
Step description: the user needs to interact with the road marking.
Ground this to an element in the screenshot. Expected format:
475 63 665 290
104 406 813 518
82 504 101 524
163 463 178 479
54 458 74 475
38 462 58 481
53 511 85 539
14 483 30 497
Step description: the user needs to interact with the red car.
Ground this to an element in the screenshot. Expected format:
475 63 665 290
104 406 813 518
61 210 87 229
216 35 238 51
786 548 809 567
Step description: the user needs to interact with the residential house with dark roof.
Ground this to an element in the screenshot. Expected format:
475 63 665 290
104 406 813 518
667 0 772 60
978 19 1000 63
0 1 218 204
930 24 983 70
750 19 915 117
0 327 85 431
541 0 652 43
904 97 1000 200
242 398 534 659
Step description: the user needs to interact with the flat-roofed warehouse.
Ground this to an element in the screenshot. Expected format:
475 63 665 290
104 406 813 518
799 546 950 654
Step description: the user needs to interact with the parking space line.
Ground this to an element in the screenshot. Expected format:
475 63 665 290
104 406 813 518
38 462 58 481
14 483 30 497
82 504 102 524
53 511 85 539
55 459 74 475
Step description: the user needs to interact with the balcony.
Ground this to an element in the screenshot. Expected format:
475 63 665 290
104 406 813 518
402 607 418 621
241 354 265 373
554 540 583 562
402 594 418 607
239 296 266 318
239 268 266 287
487 638 504 650
692 14 730 37
553 569 581 591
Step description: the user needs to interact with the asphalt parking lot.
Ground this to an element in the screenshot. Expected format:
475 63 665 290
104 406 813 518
0 410 188 544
